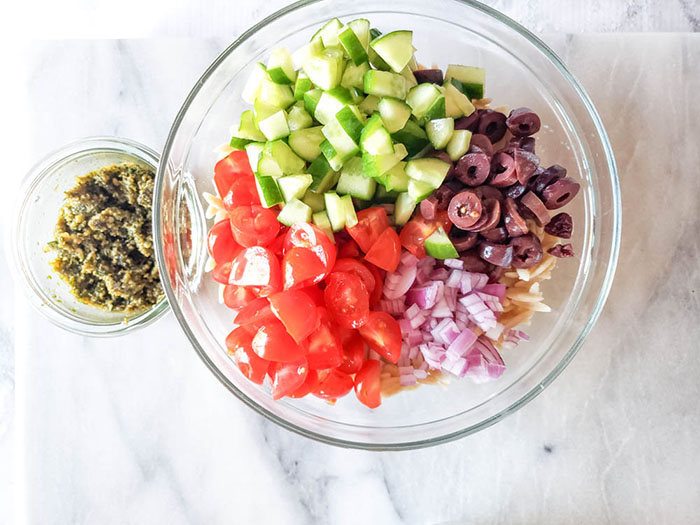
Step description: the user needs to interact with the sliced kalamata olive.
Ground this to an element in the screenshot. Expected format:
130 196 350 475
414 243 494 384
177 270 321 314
433 184 458 210
519 191 551 226
449 230 479 252
544 212 573 239
489 152 518 187
413 68 444 85
504 183 527 200
455 111 480 132
470 198 501 232
448 191 483 229
509 136 536 153
479 242 514 268
420 196 438 220
467 134 494 158
455 152 490 186
477 110 507 143
549 243 575 258
506 107 541 137
542 177 581 209
488 266 506 283
474 185 504 202
510 233 543 269
460 250 494 273
514 149 540 185
503 197 529 237
480 227 509 243
529 164 566 194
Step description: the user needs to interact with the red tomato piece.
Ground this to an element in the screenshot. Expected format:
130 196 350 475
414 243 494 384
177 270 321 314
354 359 382 409
364 263 384 307
337 329 365 375
399 216 438 258
302 285 325 306
284 223 336 272
269 357 308 400
333 258 376 296
229 247 282 296
223 175 260 210
434 209 452 234
337 238 360 259
268 232 287 257
288 368 319 399
208 219 242 264
223 285 257 310
324 272 370 329
364 227 401 272
346 207 390 253
226 326 269 385
234 297 274 329
313 369 354 400
305 306 343 370
214 150 254 198
358 311 402 364
212 262 232 284
282 247 328 290
229 205 279 248
268 290 319 344
251 318 305 362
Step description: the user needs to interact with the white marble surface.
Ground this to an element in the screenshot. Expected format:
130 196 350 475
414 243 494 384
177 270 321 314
3 5 700 524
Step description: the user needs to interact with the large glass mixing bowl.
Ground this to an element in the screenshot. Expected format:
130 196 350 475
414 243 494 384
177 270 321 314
153 0 620 449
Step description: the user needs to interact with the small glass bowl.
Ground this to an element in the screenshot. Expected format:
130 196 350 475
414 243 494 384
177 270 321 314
10 136 170 337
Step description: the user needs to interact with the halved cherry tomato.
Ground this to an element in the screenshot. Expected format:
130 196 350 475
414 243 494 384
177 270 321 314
234 297 274 329
212 262 232 284
282 247 328 290
284 223 336 272
346 207 390 253
333 258 376 296
288 368 319 399
223 285 257 310
251 318 305 362
305 306 343 370
338 329 365 375
364 263 384 307
229 205 279 248
358 311 402 364
302 285 325 306
337 238 360 259
269 357 308 400
208 219 242 264
223 175 260 210
324 272 370 328
313 369 354 399
214 150 254 198
354 359 382 409
268 289 319 344
268 233 287 257
399 216 438 258
229 247 282 296
226 326 269 385
364 227 401 272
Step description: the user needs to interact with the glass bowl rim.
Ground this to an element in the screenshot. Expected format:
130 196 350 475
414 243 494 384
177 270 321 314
10 135 170 337
153 0 622 449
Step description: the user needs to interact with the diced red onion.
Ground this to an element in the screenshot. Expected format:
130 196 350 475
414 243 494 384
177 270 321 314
414 369 429 379
431 297 452 318
400 251 418 267
405 304 421 319
485 322 505 341
481 283 506 302
406 281 443 309
446 327 477 358
400 374 417 386
430 268 449 281
444 258 464 270
384 264 417 300
445 269 463 289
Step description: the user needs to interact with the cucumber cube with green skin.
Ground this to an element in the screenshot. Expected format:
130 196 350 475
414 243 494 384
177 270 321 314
399 66 418 89
308 155 338 193
257 154 283 178
229 136 250 150
303 88 323 116
336 156 377 200
373 184 400 203
287 103 313 131
242 62 267 104
390 119 430 157
407 178 435 202
258 110 290 141
447 129 472 161
363 70 409 100
322 119 360 167
406 157 451 188
335 105 364 143
303 46 345 91
348 19 371 49
292 39 324 69
406 83 443 121
288 126 325 162
443 82 475 118
278 199 313 226
338 25 368 65
254 99 282 122
235 110 266 141
362 143 408 179
314 86 353 124
348 87 365 104
267 47 297 84
245 142 265 170
358 94 380 115
312 211 335 243
341 61 371 90
424 226 459 259
294 71 313 100
360 113 394 155
382 161 409 191
255 174 284 207
303 189 326 212
320 140 344 171
312 17 344 47
426 117 455 150
258 77 295 109
369 30 414 73
394 192 417 225
378 97 412 133
445 65 485 100
324 192 346 231
278 174 313 202
340 194 358 227
424 95 446 121
264 140 306 175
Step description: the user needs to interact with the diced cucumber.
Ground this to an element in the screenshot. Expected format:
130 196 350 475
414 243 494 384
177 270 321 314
363 70 408 100
267 47 297 84
425 117 455 150
407 55 418 71
363 143 408 179
245 142 265 171
287 103 313 131
324 192 346 231
303 46 345 91
257 152 283 178
407 178 435 202
360 113 394 155
294 71 313 100
278 199 313 226
348 87 365 104
320 140 343 171
369 30 414 73
322 119 360 166
229 136 250 150
258 77 294 109
341 61 371 89
254 99 281 122
335 105 364 143
443 82 476 118
447 129 472 161
288 126 325 162
263 140 305 175
348 19 371 48
374 184 400 203
382 161 409 191
292 39 324 69
406 158 451 188
303 189 326 212
341 194 358 227
445 64 485 100
257 110 290 141
358 94 380 115
242 62 267 104
336 156 377 200
234 110 266 142
394 192 417 225
312 211 335 242
255 174 284 207
278 174 313 202
308 155 338 193
338 24 369 65
314 86 353 124
424 226 459 259
303 88 323 116
406 83 444 122
391 119 430 157
377 97 412 133
312 17 343 48
400 66 418 89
